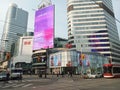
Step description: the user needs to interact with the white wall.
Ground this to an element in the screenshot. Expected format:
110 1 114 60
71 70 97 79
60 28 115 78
18 36 33 55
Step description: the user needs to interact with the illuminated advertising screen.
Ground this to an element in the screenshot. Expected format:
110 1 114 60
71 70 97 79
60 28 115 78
33 5 54 50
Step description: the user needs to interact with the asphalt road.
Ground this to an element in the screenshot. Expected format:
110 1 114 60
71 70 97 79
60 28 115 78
0 75 120 90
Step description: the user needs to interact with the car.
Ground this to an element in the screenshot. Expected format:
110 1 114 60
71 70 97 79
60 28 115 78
83 73 89 79
96 73 103 78
87 73 96 79
0 71 7 81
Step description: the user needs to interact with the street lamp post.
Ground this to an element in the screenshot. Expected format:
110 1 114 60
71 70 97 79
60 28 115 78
80 44 84 77
45 46 50 78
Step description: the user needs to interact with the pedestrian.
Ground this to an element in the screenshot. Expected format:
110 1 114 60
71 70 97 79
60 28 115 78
70 71 73 77
38 71 42 78
67 71 70 77
57 72 59 77
17 73 22 82
6 71 10 83
61 71 64 77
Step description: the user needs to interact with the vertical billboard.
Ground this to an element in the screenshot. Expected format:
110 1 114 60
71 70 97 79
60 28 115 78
33 5 54 50
21 38 33 55
50 53 62 67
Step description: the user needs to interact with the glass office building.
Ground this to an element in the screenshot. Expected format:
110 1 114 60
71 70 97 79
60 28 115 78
67 0 120 63
1 3 28 53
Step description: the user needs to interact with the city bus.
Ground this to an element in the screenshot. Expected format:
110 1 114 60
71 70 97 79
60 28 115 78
103 64 120 78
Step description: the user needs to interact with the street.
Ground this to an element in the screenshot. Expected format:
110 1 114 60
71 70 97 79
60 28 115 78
0 75 120 90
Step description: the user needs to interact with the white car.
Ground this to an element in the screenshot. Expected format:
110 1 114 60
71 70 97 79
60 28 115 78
87 73 97 79
96 73 103 78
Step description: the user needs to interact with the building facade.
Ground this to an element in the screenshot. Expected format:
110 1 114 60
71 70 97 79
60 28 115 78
10 33 33 74
1 3 28 53
49 50 108 74
67 0 120 63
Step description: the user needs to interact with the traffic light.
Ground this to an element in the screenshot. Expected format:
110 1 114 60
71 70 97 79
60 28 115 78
80 54 85 60
5 52 11 60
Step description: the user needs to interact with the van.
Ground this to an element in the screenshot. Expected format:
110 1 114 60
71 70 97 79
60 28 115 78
10 68 23 80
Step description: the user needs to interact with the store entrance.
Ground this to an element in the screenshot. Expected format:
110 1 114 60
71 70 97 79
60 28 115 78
64 67 76 74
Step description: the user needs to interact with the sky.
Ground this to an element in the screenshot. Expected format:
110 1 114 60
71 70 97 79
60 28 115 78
0 0 120 39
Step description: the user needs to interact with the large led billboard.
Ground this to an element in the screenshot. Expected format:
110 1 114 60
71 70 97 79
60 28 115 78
33 5 54 50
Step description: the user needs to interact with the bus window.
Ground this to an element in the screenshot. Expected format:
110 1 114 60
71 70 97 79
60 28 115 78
103 66 112 73
103 67 107 73
113 67 120 73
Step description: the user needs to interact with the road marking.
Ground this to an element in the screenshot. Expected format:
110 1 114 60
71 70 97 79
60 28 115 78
7 80 26 83
21 80 26 82
2 84 16 88
13 83 25 87
22 83 33 87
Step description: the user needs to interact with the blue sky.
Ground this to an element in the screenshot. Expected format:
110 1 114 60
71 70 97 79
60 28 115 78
0 0 120 39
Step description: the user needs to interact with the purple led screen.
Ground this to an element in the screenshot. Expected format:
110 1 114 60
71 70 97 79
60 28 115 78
33 5 54 50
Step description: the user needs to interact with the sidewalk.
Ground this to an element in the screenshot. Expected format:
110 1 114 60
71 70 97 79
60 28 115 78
22 74 59 80
22 75 38 78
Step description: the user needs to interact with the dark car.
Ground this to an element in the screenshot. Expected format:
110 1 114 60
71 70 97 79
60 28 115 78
96 73 103 78
0 71 7 81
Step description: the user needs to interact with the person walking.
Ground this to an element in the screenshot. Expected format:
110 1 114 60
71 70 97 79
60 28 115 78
67 71 70 77
61 71 64 77
6 71 10 83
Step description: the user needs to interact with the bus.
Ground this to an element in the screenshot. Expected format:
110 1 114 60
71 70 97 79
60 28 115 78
103 64 120 78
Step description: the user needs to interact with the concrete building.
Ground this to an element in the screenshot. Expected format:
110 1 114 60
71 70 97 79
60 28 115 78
0 3 28 53
11 32 33 67
67 0 120 63
7 32 33 74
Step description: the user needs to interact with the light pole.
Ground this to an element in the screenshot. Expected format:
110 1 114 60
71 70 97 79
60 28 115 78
80 44 84 76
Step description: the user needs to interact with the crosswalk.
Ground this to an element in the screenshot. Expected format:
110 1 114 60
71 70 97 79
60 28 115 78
0 80 33 89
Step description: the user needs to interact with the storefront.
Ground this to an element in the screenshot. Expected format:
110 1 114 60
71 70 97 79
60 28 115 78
49 50 108 75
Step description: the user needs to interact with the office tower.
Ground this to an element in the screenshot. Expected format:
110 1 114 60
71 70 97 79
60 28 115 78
67 0 120 63
1 3 28 53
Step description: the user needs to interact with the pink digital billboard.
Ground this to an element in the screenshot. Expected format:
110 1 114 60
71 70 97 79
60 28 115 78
33 5 54 50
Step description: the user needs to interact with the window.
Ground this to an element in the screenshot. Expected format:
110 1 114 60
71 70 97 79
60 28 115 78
103 66 112 73
113 67 120 73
